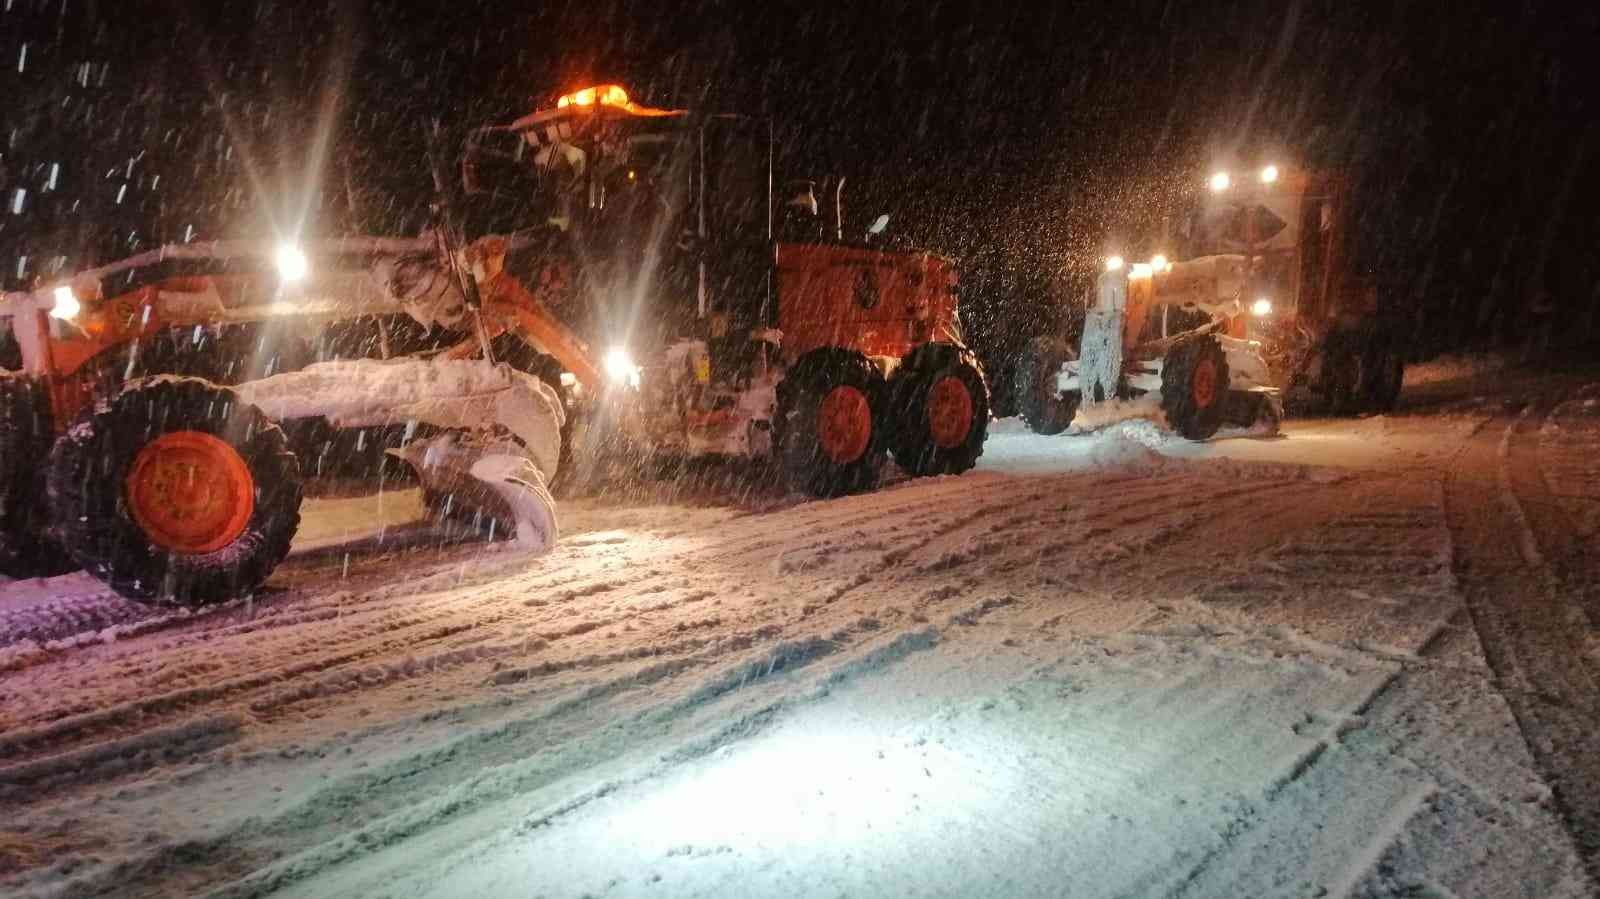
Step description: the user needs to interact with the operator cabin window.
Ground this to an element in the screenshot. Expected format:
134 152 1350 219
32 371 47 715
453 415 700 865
702 119 770 242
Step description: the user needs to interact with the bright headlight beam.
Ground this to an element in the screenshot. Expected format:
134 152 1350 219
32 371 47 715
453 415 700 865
1259 164 1279 184
1251 297 1273 316
49 285 80 320
603 347 641 388
1150 254 1169 272
275 244 309 283
1209 171 1231 192
1105 255 1124 272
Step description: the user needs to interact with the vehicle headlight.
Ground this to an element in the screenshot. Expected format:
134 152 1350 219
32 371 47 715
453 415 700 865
1105 255 1124 272
275 243 309 283
1251 297 1273 317
1209 171 1231 192
49 285 80 320
603 347 641 388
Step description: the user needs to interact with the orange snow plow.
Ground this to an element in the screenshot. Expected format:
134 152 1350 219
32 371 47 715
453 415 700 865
1016 162 1405 438
1 80 992 605
0 236 569 604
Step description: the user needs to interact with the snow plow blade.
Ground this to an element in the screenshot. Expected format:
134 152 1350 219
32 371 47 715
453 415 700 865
234 357 563 552
389 434 558 551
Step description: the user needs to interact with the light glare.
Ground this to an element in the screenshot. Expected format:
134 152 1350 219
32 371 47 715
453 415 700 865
275 244 309 282
1259 165 1279 184
1105 255 1124 272
1251 298 1273 317
49 286 80 320
603 347 641 387
1209 171 1231 192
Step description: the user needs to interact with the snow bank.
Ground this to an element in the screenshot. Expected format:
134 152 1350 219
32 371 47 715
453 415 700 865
1069 393 1168 433
1083 420 1168 471
980 417 1172 476
1404 352 1508 386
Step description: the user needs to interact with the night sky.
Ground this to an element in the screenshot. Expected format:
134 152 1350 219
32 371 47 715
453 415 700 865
2 0 1595 384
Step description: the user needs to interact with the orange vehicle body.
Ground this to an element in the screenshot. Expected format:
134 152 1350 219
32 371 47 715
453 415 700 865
773 243 961 362
25 285 167 426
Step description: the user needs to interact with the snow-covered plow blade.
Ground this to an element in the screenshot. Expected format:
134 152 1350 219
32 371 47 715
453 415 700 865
389 434 558 550
236 357 564 552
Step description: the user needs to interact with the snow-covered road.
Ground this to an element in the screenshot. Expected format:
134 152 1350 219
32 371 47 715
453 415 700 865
2 366 1598 898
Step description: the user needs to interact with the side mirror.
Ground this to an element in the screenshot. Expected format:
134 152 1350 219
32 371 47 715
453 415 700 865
867 214 890 238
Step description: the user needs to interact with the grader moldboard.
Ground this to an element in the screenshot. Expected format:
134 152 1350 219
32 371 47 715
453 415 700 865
1015 163 1405 439
0 83 991 605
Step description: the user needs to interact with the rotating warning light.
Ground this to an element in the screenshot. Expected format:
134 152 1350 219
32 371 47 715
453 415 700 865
557 84 631 109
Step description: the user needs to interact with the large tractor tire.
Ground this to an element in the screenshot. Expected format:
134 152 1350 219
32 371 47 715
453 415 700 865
1321 330 1404 415
1322 338 1364 416
46 378 303 605
887 343 990 477
1014 336 1080 435
0 374 72 576
775 348 886 497
1160 335 1230 441
1361 338 1405 412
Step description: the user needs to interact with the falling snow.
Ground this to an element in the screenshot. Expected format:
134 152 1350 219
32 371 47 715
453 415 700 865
0 2 1598 896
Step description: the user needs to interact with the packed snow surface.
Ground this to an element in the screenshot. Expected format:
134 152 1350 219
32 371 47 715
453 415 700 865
2 361 1598 898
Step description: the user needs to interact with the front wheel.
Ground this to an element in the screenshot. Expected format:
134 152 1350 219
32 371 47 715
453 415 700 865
887 343 991 477
47 378 303 605
1014 336 1079 435
1323 342 1365 415
1160 336 1230 441
776 350 886 497
1362 342 1405 412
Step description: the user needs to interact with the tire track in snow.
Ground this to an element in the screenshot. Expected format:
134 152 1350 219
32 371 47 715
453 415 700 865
0 460 1369 897
0 473 1137 777
9 472 1301 761
1445 394 1600 879
0 470 1165 669
1536 389 1600 637
1167 473 1465 660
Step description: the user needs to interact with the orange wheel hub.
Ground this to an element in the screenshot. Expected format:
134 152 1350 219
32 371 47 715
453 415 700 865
1191 358 1219 409
816 385 872 464
125 430 255 554
926 376 974 448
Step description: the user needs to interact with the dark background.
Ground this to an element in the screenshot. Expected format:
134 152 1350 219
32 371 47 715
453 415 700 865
3 0 1596 395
